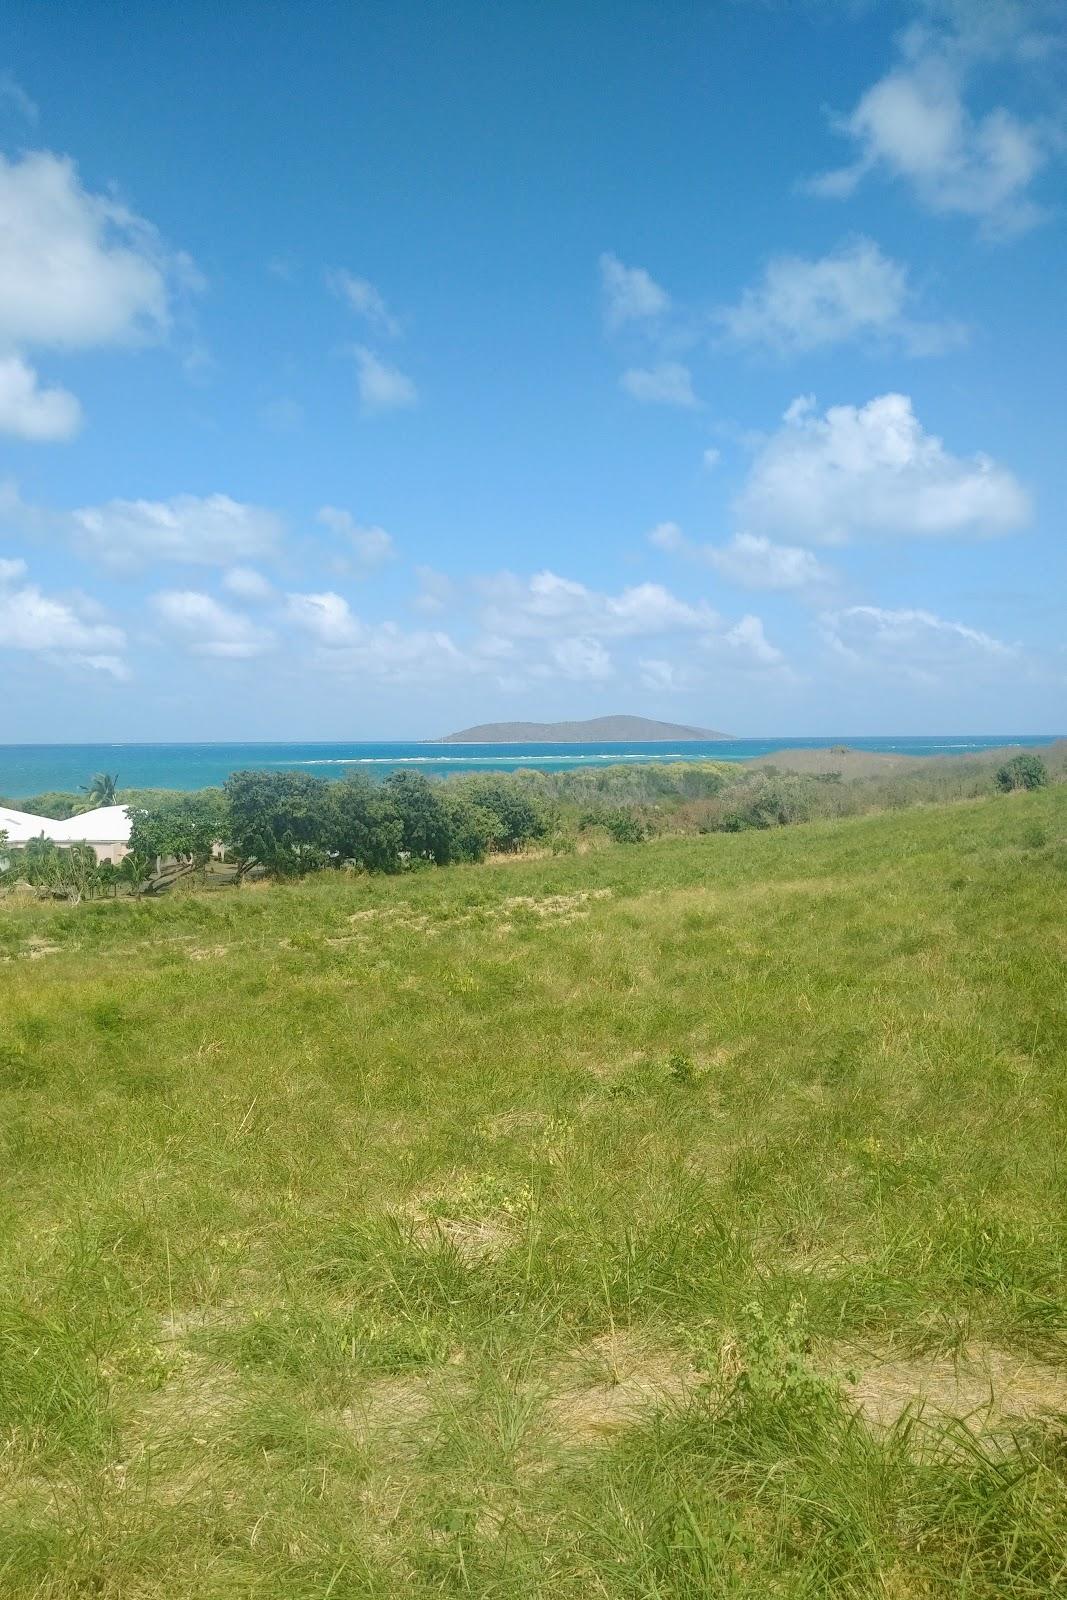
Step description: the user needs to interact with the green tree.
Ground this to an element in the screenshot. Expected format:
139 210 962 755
994 754 1048 793
452 773 548 851
128 790 227 869
224 770 334 877
385 771 456 863
79 772 120 809
328 775 404 872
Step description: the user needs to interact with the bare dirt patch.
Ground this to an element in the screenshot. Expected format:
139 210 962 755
839 1344 1067 1430
339 1373 437 1444
348 907 432 932
21 939 63 959
188 944 230 961
545 1331 695 1444
392 1178 530 1261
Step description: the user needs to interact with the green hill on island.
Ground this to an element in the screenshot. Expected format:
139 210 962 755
436 714 732 742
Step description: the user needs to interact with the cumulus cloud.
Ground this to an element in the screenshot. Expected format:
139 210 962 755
71 493 284 567
284 588 468 682
151 590 274 658
0 149 198 442
412 566 455 615
708 533 834 591
0 557 127 675
550 637 614 681
736 392 1030 544
651 522 833 592
352 346 418 414
599 252 670 328
317 505 396 569
0 353 82 440
0 150 188 348
0 72 38 123
327 269 400 336
716 238 965 356
222 566 274 601
639 657 695 692
284 590 361 647
805 25 1049 235
821 603 1015 685
718 614 785 668
620 361 698 407
648 521 686 554
476 568 786 682
479 569 717 642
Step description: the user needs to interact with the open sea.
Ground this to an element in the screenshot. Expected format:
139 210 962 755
0 735 1060 799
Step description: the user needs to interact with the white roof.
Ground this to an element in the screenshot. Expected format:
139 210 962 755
50 805 132 844
0 804 131 845
0 805 53 844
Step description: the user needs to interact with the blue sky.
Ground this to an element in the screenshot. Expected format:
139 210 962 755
0 0 1063 740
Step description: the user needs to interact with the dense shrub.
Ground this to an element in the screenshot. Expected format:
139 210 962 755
1 838 110 900
600 808 649 844
128 790 227 867
451 773 549 851
225 770 338 876
717 775 819 832
995 754 1048 793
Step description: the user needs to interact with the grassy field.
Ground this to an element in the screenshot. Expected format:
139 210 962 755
2 785 1066 1597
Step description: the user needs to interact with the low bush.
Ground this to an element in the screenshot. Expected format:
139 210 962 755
995 754 1048 792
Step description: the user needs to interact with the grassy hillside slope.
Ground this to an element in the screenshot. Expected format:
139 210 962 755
2 787 1066 1597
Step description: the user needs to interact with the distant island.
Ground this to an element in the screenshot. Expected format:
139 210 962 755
435 715 733 744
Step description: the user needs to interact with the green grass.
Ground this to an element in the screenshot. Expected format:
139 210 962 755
2 788 1066 1597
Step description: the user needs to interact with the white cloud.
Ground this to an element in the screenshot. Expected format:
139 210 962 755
648 521 686 554
284 588 468 682
720 614 785 667
639 657 694 692
0 150 183 348
620 362 698 407
0 353 82 440
72 493 284 567
412 565 455 615
716 238 964 356
0 72 38 123
151 590 273 658
285 590 360 646
317 505 396 568
702 447 722 471
737 392 1030 544
328 269 400 336
805 26 1049 234
651 523 833 591
0 149 197 444
599 252 670 328
0 560 127 675
550 637 613 681
707 533 834 591
222 566 274 601
352 345 418 414
479 569 717 642
821 603 1015 685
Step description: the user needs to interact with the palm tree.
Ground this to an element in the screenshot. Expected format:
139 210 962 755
79 772 120 810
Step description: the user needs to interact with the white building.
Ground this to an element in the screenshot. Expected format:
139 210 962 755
0 804 132 865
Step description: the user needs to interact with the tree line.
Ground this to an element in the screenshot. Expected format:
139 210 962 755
0 750 1054 901
127 768 551 880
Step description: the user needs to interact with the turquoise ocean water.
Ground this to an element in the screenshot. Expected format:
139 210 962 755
0 736 1060 800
